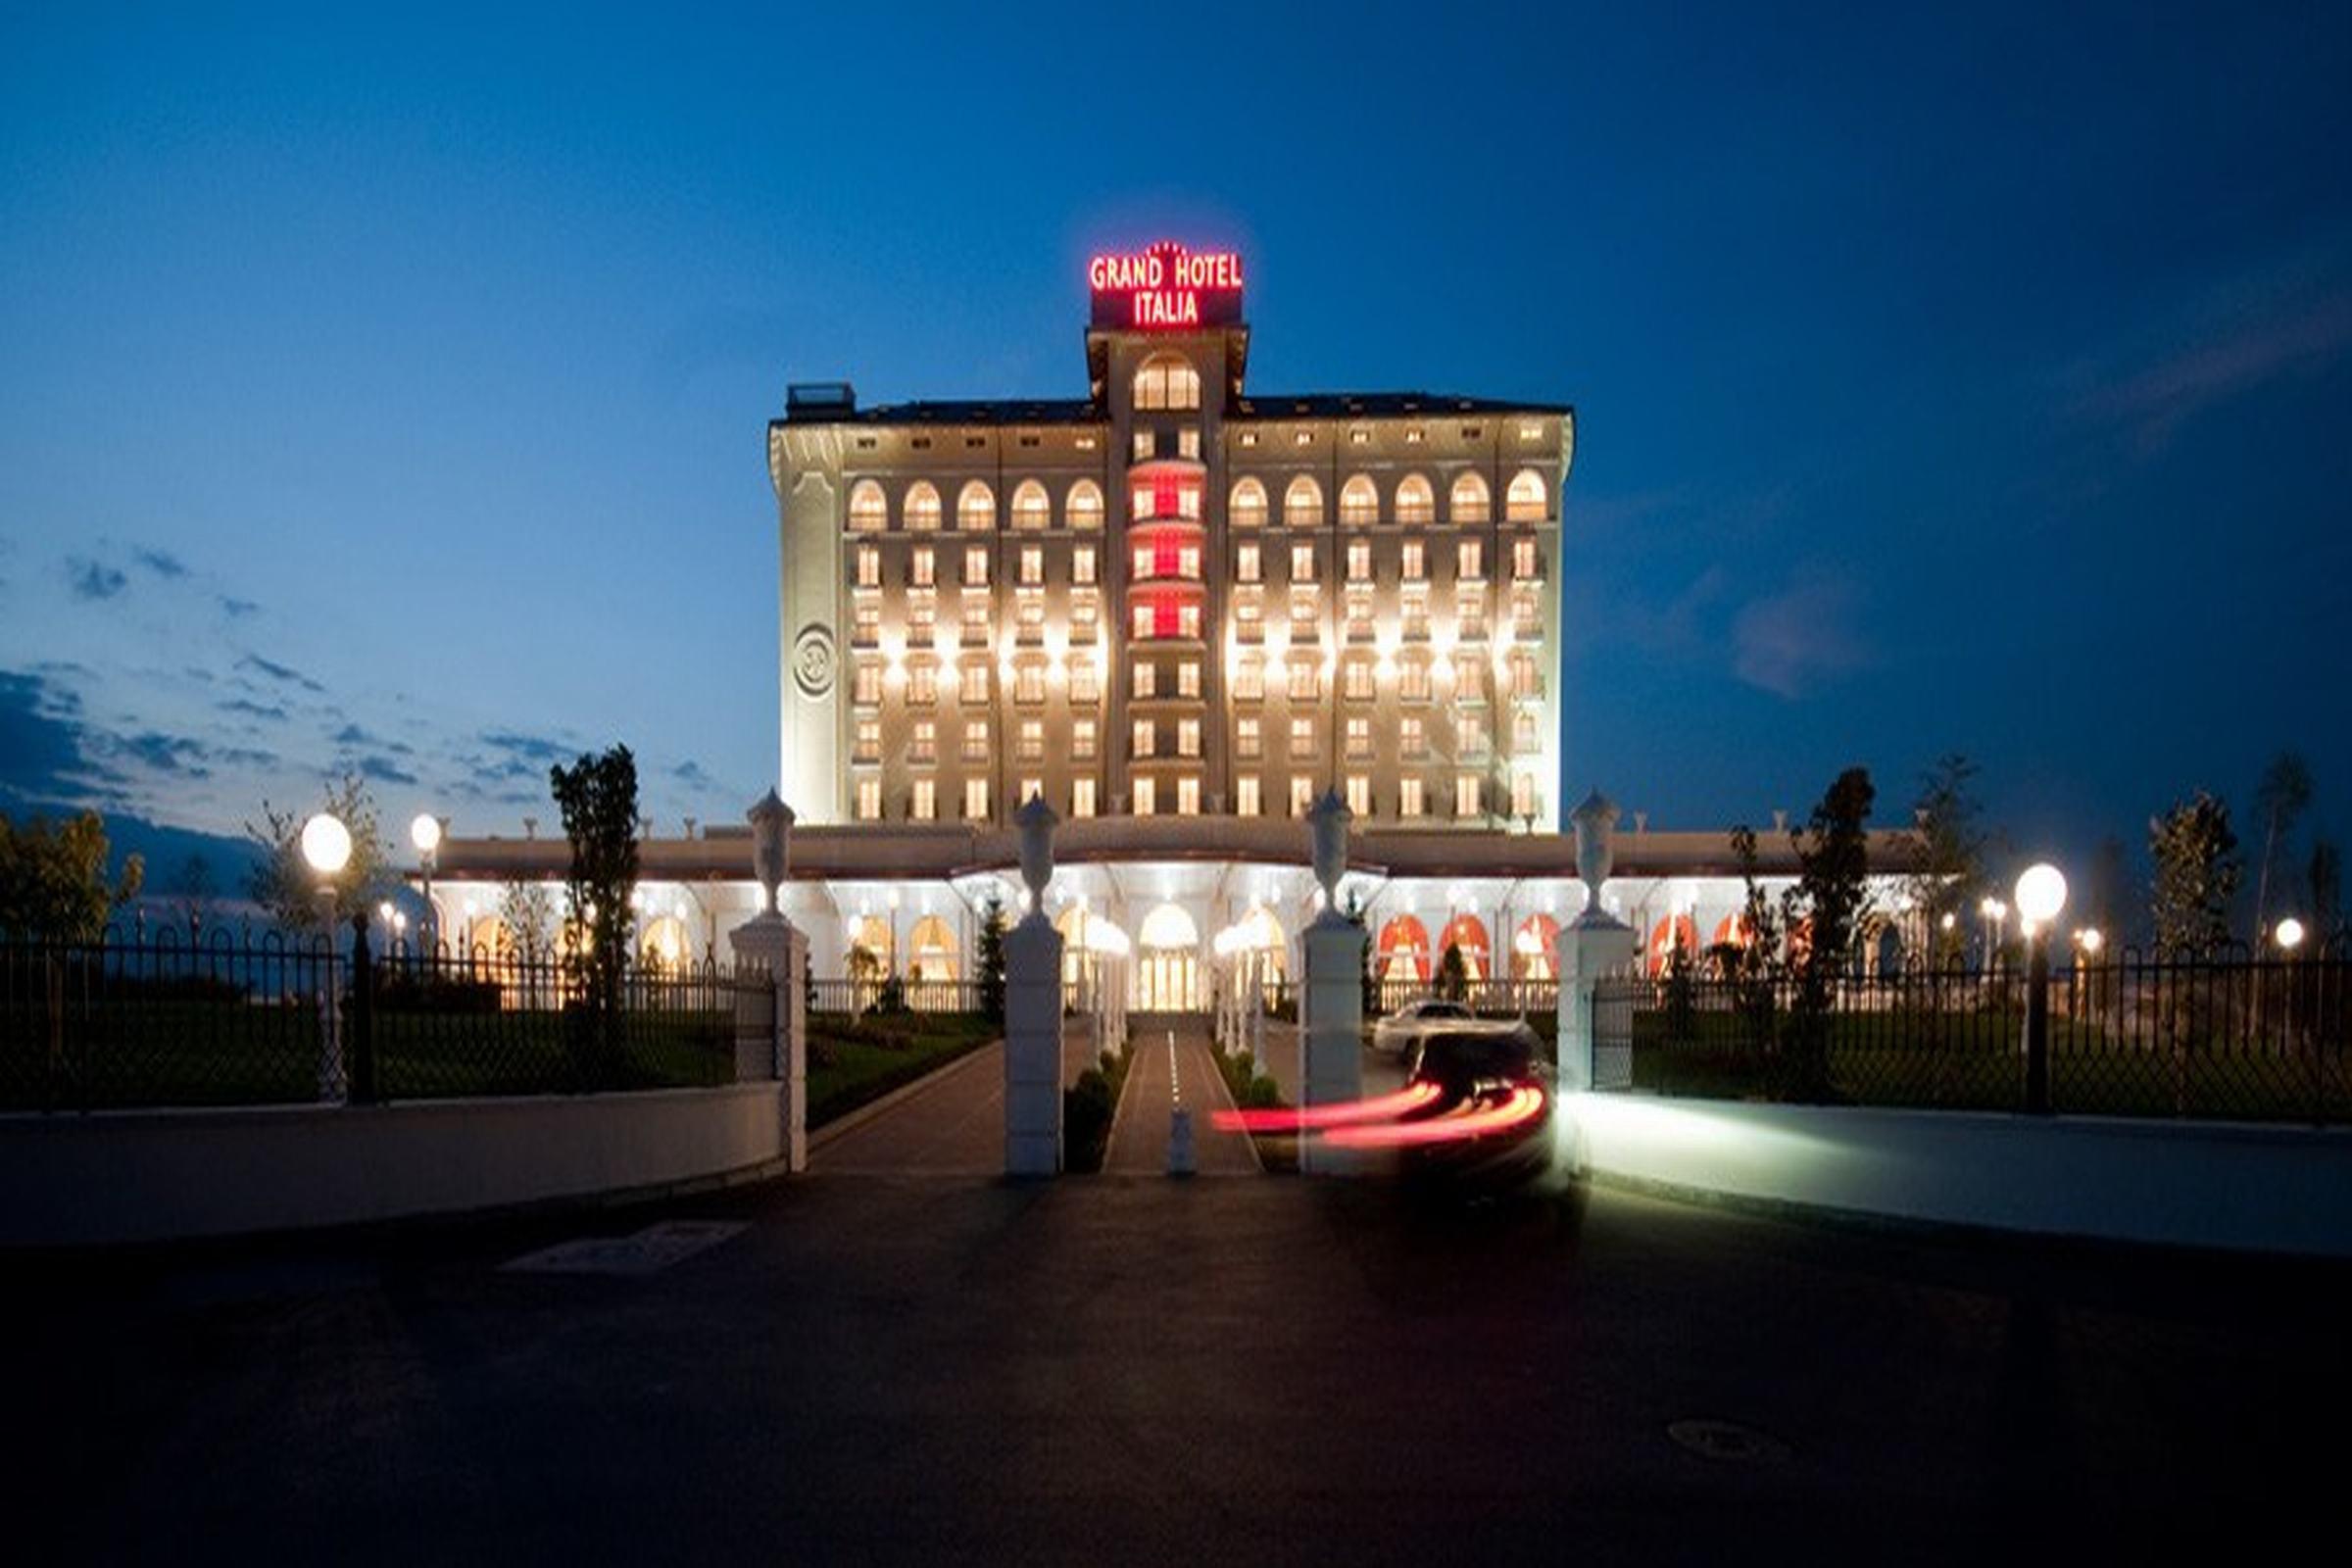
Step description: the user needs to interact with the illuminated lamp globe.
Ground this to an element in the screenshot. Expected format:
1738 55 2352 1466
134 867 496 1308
301 812 352 876
2078 928 2104 956
411 813 442 854
2015 863 2068 928
2277 917 2306 953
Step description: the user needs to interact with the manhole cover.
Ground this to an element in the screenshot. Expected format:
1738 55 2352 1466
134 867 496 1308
503 1220 747 1277
1666 1418 1789 1464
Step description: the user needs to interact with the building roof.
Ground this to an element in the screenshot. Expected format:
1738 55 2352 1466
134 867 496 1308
775 391 1573 429
1227 391 1572 420
780 397 1104 427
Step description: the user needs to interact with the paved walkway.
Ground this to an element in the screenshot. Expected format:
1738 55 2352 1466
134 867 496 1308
1103 1016 1260 1175
813 1019 1101 1175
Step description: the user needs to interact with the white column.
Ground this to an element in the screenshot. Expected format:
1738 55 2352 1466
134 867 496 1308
1300 908 1367 1175
731 912 808 1172
1004 914 1064 1176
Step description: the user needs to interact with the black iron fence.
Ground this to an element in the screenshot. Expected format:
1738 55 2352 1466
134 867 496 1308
808 976 984 1019
1604 943 2350 1123
2 925 757 1112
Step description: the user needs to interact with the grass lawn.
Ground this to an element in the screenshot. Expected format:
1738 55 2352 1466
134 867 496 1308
806 1012 998 1127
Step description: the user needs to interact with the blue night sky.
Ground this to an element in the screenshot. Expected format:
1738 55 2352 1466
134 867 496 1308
4 2 2348 894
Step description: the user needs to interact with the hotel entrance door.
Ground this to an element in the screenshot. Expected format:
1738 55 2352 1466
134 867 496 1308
1136 948 1198 1012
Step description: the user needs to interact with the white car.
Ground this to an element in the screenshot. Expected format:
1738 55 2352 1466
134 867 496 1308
1371 999 1477 1056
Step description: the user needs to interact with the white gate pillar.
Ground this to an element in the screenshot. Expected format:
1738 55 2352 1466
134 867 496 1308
1004 797 1064 1176
731 791 808 1173
1301 791 1366 1175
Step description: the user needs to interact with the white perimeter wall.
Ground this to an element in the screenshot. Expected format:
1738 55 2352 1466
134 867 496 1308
1564 1095 2352 1257
0 1083 784 1248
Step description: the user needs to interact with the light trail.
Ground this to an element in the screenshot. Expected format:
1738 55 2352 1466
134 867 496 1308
1208 1080 1444 1135
1323 1085 1546 1150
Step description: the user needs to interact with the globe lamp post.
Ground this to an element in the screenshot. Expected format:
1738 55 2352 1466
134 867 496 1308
2014 863 2067 1114
300 813 352 1101
412 812 443 951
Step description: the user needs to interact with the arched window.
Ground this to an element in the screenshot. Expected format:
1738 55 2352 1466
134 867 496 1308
1449 472 1490 525
1512 709 1539 752
1067 479 1104 530
849 479 887 531
1396 473 1435 525
957 480 996 531
639 915 692 972
1339 475 1379 527
1376 914 1433 985
1132 353 1200 412
1506 468 1548 522
905 481 942 532
907 914 959 983
1229 477 1267 528
1010 479 1050 530
1283 475 1323 529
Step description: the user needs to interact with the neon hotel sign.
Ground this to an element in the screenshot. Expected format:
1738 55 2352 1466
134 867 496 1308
1088 242 1245 329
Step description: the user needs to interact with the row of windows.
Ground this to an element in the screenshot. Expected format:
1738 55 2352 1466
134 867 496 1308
853 537 1543 593
843 468 1553 532
856 544 1098 589
849 646 1547 710
851 770 1540 823
854 706 1539 766
1234 538 1543 584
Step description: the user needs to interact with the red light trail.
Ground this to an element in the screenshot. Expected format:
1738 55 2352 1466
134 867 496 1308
1209 1080 1444 1135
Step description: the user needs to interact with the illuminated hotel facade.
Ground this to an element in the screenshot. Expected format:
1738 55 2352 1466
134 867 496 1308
424 247 1910 1009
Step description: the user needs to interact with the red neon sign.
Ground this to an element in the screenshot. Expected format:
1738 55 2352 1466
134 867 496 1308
1088 242 1245 330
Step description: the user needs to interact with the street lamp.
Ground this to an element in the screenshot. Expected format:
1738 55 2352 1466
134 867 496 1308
2075 927 2103 955
2277 917 2306 953
412 812 443 952
300 812 351 1102
2014 863 2066 1114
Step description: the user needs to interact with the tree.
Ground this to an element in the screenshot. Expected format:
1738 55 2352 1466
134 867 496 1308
1907 754 1985 964
1726 824 1784 1053
2308 838 2342 947
1435 941 1470 1003
976 896 1007 1027
549 745 640 1054
2252 752 2314 947
2148 792 2240 952
1783 766 1876 1100
497 877 555 959
245 773 390 934
0 809 144 942
171 854 220 935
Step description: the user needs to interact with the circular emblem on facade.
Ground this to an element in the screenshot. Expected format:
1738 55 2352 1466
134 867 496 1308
792 625 836 699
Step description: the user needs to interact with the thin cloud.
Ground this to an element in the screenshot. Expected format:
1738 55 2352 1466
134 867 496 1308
68 557 128 601
1732 573 1867 700
236 653 325 694
133 547 190 580
219 596 260 618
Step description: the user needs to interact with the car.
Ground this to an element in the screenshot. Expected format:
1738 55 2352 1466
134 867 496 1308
1391 1024 1555 1191
1370 998 1477 1055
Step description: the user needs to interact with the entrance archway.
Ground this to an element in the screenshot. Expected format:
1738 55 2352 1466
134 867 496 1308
1376 914 1432 984
1137 902 1200 1011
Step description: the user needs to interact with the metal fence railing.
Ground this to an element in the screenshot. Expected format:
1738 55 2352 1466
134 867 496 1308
2 926 757 1112
808 976 984 1019
1603 944 2350 1123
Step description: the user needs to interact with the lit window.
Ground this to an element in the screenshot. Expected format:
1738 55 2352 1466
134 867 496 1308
856 546 880 587
1230 478 1268 528
1071 662 1100 703
1401 593 1430 640
854 718 880 762
1347 775 1370 816
1134 662 1156 699
1456 589 1488 642
853 602 880 645
963 720 990 760
1288 661 1318 702
1178 603 1200 638
1340 475 1379 526
1073 718 1098 760
1290 589 1320 635
906 482 941 531
962 662 989 704
1345 716 1372 758
1238 430 1258 448
1514 592 1541 636
1017 662 1047 704
1284 476 1323 528
1177 776 1200 815
912 778 936 821
1237 543 1261 583
1073 546 1098 585
1179 544 1201 580
1506 468 1548 522
1177 718 1200 759
907 662 937 705
1131 481 1157 522
1347 541 1372 583
1400 778 1425 817
962 595 990 643
1070 593 1099 638
1011 480 1050 530
1234 596 1263 642
1290 776 1315 816
1512 773 1537 818
1132 603 1154 639
911 548 936 588
1290 715 1316 758
910 719 937 762
1511 651 1541 698
1018 720 1044 760
1235 662 1264 703
1513 709 1539 753
850 480 888 532
1067 480 1104 530
1399 659 1431 704
1294 430 1313 447
1291 544 1316 583
906 593 936 642
1019 777 1044 809
854 661 882 706
1072 777 1097 818
1132 430 1155 463
1133 718 1155 759
1513 538 1540 580
1458 539 1485 581
964 778 989 821
1450 472 1490 525
1178 661 1200 698
1345 661 1374 701
1456 774 1482 819
1133 353 1200 412
1396 474 1435 525
1348 427 1370 446
857 778 882 821
1237 716 1262 759
1401 715 1427 756
1455 660 1486 704
959 547 985 585
1134 776 1156 816
1401 540 1425 581
1179 428 1200 460
1345 595 1374 638
1237 776 1261 816
1460 714 1488 758
1133 543 1156 581
958 481 996 531
1019 547 1044 586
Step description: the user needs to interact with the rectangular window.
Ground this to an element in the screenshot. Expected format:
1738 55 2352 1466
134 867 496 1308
1290 776 1315 817
1132 603 1154 639
1133 717 1155 759
1237 776 1261 816
1133 662 1156 699
1455 659 1486 704
1019 547 1044 586
1290 588 1320 636
1458 540 1484 582
1019 776 1044 809
1237 715 1262 759
853 602 880 645
1235 661 1265 702
1399 659 1431 703
1016 591 1046 640
1179 544 1201 580
1132 543 1155 582
1072 718 1099 760
1399 777 1425 818
1511 651 1541 698
1072 777 1097 818
1018 719 1044 761
1345 715 1372 758
965 778 990 821
912 547 936 588
1176 603 1201 640
857 778 881 821
908 662 937 706
1237 543 1261 583
1235 595 1262 641
1512 538 1541 580
912 778 936 820
1512 772 1537 819
1345 596 1374 638
1290 715 1316 758
1456 590 1488 641
1344 660 1374 701
1401 540 1425 582
1456 774 1481 819
1460 713 1488 758
854 718 880 762
1178 661 1200 698
1017 662 1047 705
1347 541 1372 583
1401 593 1430 641
962 719 989 761
962 662 989 705
1400 715 1427 757
1288 661 1318 702
1178 427 1200 460
1177 776 1200 815
1069 592 1099 639
1134 776 1156 816
1177 718 1200 759
1132 429 1154 463
1513 592 1541 636
906 593 935 642
856 546 880 587
962 547 988 586
854 661 882 706
962 594 990 645
1071 662 1100 703
910 719 937 763
1346 775 1370 816
1073 546 1098 586
1290 543 1316 583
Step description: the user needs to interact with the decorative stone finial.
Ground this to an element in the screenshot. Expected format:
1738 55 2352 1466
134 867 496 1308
1307 788 1352 907
1570 789 1620 922
1015 793 1058 906
748 791 796 915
